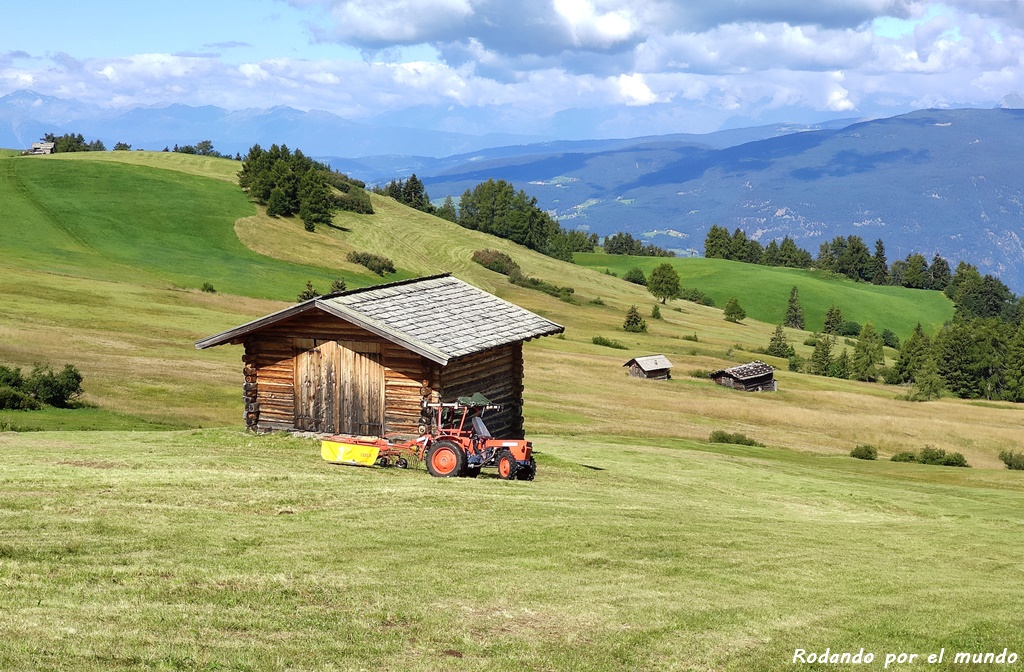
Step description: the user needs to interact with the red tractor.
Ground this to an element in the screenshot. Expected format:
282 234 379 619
422 394 536 480
321 393 536 480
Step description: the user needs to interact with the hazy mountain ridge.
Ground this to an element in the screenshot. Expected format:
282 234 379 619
418 108 1024 291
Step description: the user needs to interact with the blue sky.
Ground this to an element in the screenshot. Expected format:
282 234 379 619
2 0 1022 138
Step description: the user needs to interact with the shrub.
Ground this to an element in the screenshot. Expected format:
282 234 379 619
709 430 765 447
471 249 521 277
999 450 1024 470
0 365 24 389
838 320 862 337
723 298 746 323
623 305 647 333
788 354 806 372
329 278 347 294
803 337 819 347
918 445 969 467
850 445 878 460
891 451 917 463
679 333 699 342
347 251 395 276
622 267 647 286
679 288 715 306
689 369 712 378
651 305 661 320
588 297 605 306
201 282 216 293
592 336 627 350
297 281 320 302
508 272 576 303
881 329 900 349
0 385 41 410
22 364 83 408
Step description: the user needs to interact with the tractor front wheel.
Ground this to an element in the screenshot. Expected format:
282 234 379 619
426 441 465 478
497 450 519 480
516 457 536 481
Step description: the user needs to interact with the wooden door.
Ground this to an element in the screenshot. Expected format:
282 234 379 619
294 338 340 432
338 341 384 436
294 339 383 435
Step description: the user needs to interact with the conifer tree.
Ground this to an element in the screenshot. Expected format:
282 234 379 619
785 286 805 329
810 334 836 376
623 305 647 333
767 324 794 358
851 322 884 381
724 298 746 323
823 305 844 334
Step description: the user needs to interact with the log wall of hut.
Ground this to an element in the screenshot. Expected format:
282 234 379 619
238 311 440 435
438 342 525 439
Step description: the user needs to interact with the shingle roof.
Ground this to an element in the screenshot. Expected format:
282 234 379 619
623 355 673 371
195 274 564 365
708 360 775 380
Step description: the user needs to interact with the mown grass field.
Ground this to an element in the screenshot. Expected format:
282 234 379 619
3 429 1024 671
2 150 1023 670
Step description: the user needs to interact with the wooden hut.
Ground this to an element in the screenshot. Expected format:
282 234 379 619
623 355 673 380
709 361 777 392
196 274 563 437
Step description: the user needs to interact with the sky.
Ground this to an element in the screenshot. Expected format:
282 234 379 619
2 0 1023 138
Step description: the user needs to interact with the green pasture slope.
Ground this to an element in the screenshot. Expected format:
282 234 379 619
0 152 385 299
1 150 1022 670
577 253 954 337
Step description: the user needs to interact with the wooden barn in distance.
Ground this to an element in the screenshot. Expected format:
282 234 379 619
709 361 777 392
196 274 564 437
623 355 673 380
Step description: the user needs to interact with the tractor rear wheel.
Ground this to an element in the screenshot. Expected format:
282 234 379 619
497 450 518 480
426 441 465 478
516 457 536 481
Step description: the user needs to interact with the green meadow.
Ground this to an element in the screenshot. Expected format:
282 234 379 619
575 253 954 338
1 151 1022 670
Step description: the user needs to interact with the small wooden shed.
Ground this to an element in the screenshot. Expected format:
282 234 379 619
196 274 564 437
709 361 777 392
623 355 673 380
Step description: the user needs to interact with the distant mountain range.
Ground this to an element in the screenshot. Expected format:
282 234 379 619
3 89 1024 291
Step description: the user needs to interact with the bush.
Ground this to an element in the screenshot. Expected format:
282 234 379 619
471 249 521 277
850 445 878 460
803 337 819 346
588 297 605 306
201 282 216 293
679 333 699 342
881 329 900 349
622 267 647 286
592 336 627 350
679 288 715 306
891 447 970 467
999 450 1024 470
838 320 862 337
0 365 24 389
508 271 576 303
23 364 83 408
329 278 347 294
918 445 969 467
0 385 41 410
651 305 661 320
347 251 395 276
297 281 320 302
709 430 765 447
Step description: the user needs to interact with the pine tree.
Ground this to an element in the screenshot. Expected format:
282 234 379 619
723 298 746 323
810 334 835 376
870 239 889 285
851 322 884 381
436 195 457 222
767 324 794 358
623 305 647 333
297 281 320 302
704 225 731 258
823 305 844 334
785 286 805 329
1002 322 1024 402
908 355 944 401
894 323 931 383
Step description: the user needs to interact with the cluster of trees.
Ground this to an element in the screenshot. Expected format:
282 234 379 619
0 363 83 410
165 140 239 160
40 133 105 153
454 179 598 262
238 143 373 230
375 175 434 213
704 225 812 268
603 232 673 257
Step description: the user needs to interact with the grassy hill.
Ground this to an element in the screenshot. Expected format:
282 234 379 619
576 253 954 337
2 150 1022 670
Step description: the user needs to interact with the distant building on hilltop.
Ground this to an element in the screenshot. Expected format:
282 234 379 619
28 142 55 155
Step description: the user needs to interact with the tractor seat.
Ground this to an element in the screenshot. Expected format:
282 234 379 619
471 416 492 438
